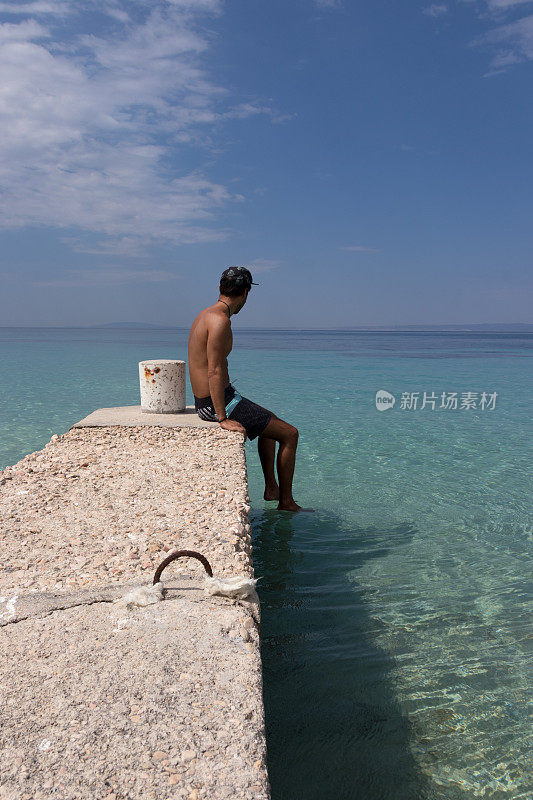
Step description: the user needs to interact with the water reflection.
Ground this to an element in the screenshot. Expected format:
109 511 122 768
252 508 439 800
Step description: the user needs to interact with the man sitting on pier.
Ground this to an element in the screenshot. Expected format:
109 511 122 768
188 267 311 512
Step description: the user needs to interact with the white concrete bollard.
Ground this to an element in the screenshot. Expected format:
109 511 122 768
139 360 186 413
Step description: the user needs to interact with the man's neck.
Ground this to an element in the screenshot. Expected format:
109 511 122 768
217 296 234 317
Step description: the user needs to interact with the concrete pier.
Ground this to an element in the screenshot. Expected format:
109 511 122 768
0 411 270 800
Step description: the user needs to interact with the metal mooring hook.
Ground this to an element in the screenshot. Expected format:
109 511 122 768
152 549 214 585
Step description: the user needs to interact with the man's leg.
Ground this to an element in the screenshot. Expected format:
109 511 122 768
259 415 313 512
257 436 279 501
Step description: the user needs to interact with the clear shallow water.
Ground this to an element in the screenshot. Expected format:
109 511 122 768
1 327 531 799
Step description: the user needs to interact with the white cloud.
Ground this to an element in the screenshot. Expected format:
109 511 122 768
485 0 533 10
423 4 448 17
0 1 272 251
340 245 380 253
477 12 533 71
314 0 342 9
167 1 221 9
246 258 281 273
0 2 68 14
33 268 181 287
0 18 49 39
60 236 157 257
449 1 533 72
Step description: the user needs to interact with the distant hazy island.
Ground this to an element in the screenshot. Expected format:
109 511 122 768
93 322 533 332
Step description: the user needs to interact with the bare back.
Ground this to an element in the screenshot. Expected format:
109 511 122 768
188 304 233 397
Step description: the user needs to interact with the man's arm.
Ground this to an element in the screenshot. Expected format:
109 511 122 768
206 315 230 421
206 314 247 439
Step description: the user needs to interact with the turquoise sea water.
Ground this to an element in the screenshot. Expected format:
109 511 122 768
1 327 531 799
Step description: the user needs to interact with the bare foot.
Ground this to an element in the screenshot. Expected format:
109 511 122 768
264 485 280 501
277 501 315 513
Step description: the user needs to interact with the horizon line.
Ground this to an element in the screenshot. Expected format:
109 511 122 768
1 323 532 331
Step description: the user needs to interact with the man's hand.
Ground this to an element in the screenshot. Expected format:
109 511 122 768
219 418 247 441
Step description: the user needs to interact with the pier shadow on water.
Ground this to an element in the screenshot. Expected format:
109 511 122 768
251 507 439 800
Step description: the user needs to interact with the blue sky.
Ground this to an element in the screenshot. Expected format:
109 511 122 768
0 0 531 327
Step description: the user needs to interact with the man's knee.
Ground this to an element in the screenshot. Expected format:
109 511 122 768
261 415 299 444
286 424 299 444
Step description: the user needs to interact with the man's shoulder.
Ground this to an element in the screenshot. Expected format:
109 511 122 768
203 305 230 330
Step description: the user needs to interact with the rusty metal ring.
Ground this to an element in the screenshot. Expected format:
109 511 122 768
153 549 213 585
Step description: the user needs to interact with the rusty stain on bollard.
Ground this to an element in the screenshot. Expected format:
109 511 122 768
153 549 213 585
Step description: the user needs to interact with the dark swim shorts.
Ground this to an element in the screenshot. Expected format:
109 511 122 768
194 384 272 440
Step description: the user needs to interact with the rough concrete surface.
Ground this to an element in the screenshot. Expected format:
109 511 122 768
0 424 270 799
0 425 253 596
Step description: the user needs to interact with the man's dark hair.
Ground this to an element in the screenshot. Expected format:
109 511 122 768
219 277 249 297
219 266 257 297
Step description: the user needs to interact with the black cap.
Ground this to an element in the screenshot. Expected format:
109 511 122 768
220 266 259 287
